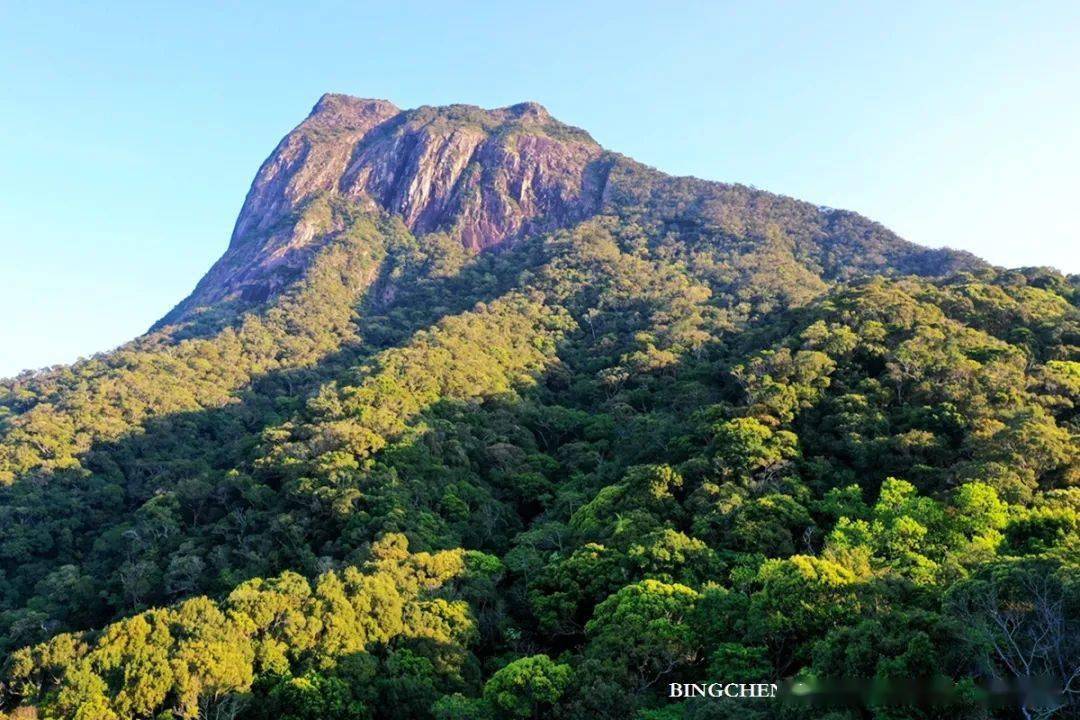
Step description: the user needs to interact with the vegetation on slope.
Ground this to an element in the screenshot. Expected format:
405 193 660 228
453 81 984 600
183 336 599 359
0 184 1076 719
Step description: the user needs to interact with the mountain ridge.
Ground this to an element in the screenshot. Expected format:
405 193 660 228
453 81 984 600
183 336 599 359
157 93 984 328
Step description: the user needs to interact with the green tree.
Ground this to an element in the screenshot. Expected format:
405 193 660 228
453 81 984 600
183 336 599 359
482 655 572 719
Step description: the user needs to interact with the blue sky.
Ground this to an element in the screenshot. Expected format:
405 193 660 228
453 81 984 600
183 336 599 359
1 1 1077 377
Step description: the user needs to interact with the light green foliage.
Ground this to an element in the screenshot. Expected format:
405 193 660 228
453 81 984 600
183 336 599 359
482 655 571 719
8 537 472 718
586 580 701 687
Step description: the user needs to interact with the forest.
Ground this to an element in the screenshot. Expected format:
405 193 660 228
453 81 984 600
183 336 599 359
0 161 1077 720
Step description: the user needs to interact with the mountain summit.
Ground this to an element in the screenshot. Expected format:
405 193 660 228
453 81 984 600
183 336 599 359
160 95 609 324
232 95 605 250
159 93 982 326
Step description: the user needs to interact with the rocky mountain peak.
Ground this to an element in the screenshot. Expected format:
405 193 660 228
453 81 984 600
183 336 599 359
158 93 985 329
161 94 610 325
229 95 402 244
231 95 604 250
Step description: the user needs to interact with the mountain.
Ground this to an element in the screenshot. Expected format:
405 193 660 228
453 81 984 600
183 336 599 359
158 94 981 328
1 96 1076 720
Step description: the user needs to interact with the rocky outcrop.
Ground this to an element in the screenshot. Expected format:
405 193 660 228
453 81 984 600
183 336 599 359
159 95 608 325
232 95 606 251
336 101 607 251
230 95 401 243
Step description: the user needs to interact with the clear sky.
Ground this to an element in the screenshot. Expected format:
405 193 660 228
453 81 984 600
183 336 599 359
1 1 1077 378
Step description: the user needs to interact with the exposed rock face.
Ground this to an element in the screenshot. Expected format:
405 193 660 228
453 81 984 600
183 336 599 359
230 95 402 243
338 101 607 251
159 95 608 325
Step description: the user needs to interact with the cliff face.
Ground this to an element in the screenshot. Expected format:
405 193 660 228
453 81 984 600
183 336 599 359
159 95 608 325
233 95 606 250
229 95 402 244
336 100 608 250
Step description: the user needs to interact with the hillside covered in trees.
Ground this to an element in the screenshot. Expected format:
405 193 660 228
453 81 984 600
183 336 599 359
0 96 1076 720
